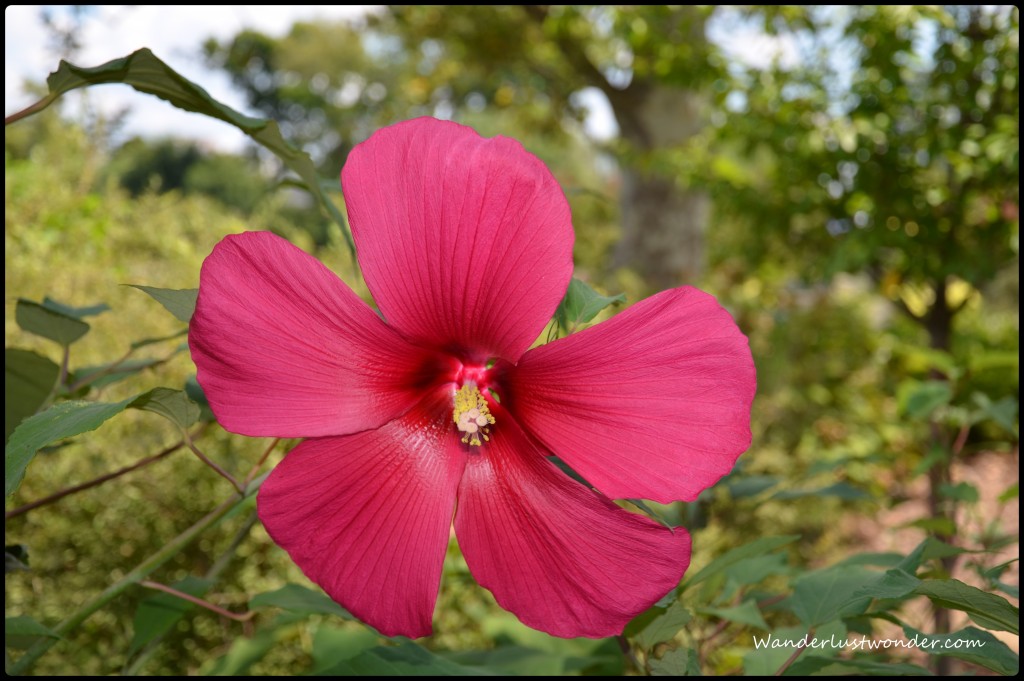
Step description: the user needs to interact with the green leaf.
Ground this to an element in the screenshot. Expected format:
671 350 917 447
5 396 135 497
785 656 932 676
938 481 980 503
444 645 579 676
310 625 382 674
628 601 692 648
5 348 60 444
789 566 876 626
75 357 168 390
648 648 701 676
683 535 800 590
5 544 29 573
970 393 1019 436
203 621 284 676
899 379 953 419
851 568 922 600
554 278 625 333
719 553 792 601
773 481 870 501
743 621 847 676
130 576 212 654
901 624 1019 675
624 498 673 528
835 552 905 568
128 285 198 323
898 537 973 574
724 474 781 498
5 387 196 496
39 49 353 252
130 387 200 430
5 615 61 650
914 579 1019 634
249 583 351 618
318 639 493 676
15 299 90 346
699 599 770 630
41 297 110 319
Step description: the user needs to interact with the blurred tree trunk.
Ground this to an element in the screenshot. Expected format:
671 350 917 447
525 5 710 290
612 85 709 290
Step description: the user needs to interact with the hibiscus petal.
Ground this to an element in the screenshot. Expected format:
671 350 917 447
258 391 466 638
454 408 691 639
503 287 756 503
190 231 444 437
341 117 574 364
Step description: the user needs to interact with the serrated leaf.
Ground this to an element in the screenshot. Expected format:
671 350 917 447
649 647 701 676
15 299 90 346
683 535 800 590
128 285 198 323
789 566 876 626
5 397 135 497
130 576 212 654
250 583 351 618
554 278 625 333
5 348 60 444
901 624 1019 675
130 387 200 430
699 599 770 630
37 49 353 252
914 579 1019 634
41 297 110 319
5 615 61 649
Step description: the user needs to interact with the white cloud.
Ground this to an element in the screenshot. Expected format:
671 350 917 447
5 5 378 151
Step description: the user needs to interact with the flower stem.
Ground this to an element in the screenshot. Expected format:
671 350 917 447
139 580 255 622
5 429 203 520
183 429 244 495
242 438 281 487
122 512 258 675
774 627 814 676
4 94 58 126
7 490 255 675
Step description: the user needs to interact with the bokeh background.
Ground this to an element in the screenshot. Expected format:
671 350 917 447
5 5 1018 675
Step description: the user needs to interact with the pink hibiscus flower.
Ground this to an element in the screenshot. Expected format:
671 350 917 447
188 117 755 639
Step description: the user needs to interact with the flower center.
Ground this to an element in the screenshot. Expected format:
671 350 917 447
453 383 495 446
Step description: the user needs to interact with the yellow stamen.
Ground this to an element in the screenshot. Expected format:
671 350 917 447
453 383 495 446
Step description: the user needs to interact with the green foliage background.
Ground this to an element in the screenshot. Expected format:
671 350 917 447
5 5 1019 676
